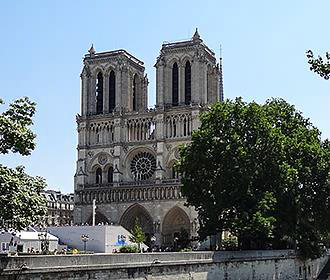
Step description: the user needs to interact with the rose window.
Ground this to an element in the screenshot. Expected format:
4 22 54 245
130 152 156 180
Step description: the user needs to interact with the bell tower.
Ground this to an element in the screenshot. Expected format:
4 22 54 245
80 46 148 116
154 29 221 108
74 33 221 247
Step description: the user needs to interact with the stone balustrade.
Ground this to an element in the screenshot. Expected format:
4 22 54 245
76 181 183 205
78 109 195 148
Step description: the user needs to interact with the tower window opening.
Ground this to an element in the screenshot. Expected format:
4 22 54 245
137 123 140 141
111 125 114 142
185 61 191 105
133 74 137 111
96 72 104 114
96 127 100 144
127 123 131 141
173 119 176 137
183 118 187 136
169 120 172 138
149 122 155 140
108 166 113 183
188 117 191 135
144 122 148 140
109 70 116 112
96 168 102 184
172 166 179 179
172 63 179 106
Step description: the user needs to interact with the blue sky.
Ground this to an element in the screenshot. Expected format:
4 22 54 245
1 0 329 193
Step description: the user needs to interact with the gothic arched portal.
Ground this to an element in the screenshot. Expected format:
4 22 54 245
162 206 190 246
120 203 153 244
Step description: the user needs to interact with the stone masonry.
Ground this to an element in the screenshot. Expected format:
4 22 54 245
0 251 327 280
74 29 223 247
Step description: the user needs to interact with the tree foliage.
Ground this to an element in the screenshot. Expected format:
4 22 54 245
129 219 146 251
176 228 191 250
306 50 330 80
0 97 47 231
119 245 139 253
0 97 36 155
177 98 330 259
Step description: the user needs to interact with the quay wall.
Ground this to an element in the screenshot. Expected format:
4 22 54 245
0 250 327 280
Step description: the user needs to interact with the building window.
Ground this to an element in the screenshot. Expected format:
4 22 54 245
96 128 100 144
172 166 179 179
96 72 103 114
96 168 102 184
2 242 9 252
172 63 178 106
133 74 137 111
109 70 116 112
130 152 156 180
108 166 114 183
184 61 191 105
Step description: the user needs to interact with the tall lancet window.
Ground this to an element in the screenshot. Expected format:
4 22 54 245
108 166 114 183
172 62 179 106
109 70 116 112
96 72 103 114
184 61 191 105
132 74 137 111
96 168 102 184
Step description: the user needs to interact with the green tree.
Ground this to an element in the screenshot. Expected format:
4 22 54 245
176 228 191 250
177 98 330 259
129 219 146 252
0 97 47 231
306 50 330 80
221 236 238 251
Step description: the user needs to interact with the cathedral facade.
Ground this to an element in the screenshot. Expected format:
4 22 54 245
74 30 223 246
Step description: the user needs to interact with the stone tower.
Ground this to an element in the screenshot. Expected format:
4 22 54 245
155 29 220 108
74 30 222 247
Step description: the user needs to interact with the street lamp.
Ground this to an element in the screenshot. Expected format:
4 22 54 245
81 234 89 252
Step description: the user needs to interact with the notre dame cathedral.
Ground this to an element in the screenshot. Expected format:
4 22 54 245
74 30 223 246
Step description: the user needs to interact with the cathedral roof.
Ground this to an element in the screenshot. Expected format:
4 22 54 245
84 48 145 72
158 29 215 63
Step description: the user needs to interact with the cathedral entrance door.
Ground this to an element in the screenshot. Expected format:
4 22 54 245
120 204 153 246
162 206 190 248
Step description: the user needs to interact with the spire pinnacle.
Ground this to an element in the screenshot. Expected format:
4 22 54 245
192 28 202 42
193 28 200 40
88 43 96 56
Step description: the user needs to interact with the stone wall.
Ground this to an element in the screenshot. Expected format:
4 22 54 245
0 250 328 280
75 196 198 247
